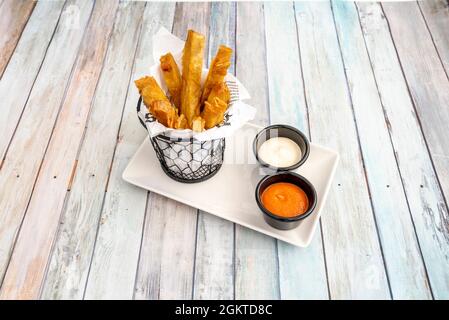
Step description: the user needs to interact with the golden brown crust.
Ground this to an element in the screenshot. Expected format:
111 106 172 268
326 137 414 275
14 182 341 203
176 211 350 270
175 114 188 129
151 100 178 128
180 30 205 126
201 45 232 104
191 116 205 132
201 97 228 129
139 76 170 111
160 53 182 110
134 76 153 95
205 82 230 108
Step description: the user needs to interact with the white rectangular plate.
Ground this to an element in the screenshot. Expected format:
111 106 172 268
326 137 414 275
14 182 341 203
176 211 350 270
123 123 339 247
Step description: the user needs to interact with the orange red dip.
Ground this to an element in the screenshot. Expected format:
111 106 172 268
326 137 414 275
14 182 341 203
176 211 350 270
261 182 309 218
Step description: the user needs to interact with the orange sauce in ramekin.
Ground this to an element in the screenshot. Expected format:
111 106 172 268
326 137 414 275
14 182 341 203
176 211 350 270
261 182 309 218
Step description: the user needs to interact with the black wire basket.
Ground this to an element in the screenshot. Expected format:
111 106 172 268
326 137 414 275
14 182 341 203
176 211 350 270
137 97 225 183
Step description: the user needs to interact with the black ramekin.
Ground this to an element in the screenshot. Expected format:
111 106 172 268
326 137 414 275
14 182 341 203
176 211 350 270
253 124 310 171
255 172 317 230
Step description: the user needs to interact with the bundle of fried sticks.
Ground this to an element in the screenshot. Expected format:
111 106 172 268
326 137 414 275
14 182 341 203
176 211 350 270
135 30 232 132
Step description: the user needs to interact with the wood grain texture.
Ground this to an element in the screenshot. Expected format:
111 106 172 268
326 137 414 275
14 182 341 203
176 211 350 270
0 0 36 77
0 0 65 164
83 2 176 300
0 0 118 299
419 0 449 75
40 1 144 300
294 1 390 299
134 194 198 300
360 1 449 300
264 1 329 300
133 2 210 300
331 0 431 299
0 0 94 292
234 2 279 300
382 2 449 206
193 2 235 300
0 0 447 300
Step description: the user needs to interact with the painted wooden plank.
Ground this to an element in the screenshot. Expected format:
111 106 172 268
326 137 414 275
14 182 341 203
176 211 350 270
0 0 36 77
234 2 279 300
331 0 431 299
294 2 390 299
265 1 308 129
193 1 235 300
359 1 449 300
264 1 329 300
419 0 449 75
134 194 197 300
83 2 177 300
134 2 210 300
40 1 144 300
0 0 94 291
0 0 65 166
382 2 449 205
0 0 118 299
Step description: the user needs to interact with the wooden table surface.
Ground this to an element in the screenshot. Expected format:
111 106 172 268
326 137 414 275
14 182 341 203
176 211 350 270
0 0 448 300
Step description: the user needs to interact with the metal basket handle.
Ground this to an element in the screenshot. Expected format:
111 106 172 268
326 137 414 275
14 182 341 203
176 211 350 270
136 96 147 129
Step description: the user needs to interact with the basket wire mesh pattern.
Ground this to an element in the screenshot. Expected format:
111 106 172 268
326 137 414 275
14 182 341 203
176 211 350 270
150 135 225 183
137 80 239 183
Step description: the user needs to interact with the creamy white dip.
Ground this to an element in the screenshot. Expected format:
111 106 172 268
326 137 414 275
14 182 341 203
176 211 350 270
258 137 302 168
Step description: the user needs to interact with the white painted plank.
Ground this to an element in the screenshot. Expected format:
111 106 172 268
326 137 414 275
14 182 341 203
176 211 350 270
419 0 449 75
0 0 118 299
332 0 431 299
41 1 145 300
193 1 235 300
359 1 449 300
0 0 65 165
264 1 329 300
294 1 390 299
83 2 176 300
0 0 36 77
133 2 210 300
234 2 279 300
0 0 94 292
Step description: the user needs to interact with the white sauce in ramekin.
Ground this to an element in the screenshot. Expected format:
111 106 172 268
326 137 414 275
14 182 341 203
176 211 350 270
258 137 302 168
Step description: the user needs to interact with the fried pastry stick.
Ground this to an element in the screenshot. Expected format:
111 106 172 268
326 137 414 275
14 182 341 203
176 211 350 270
175 114 188 129
160 53 182 110
180 30 205 126
191 116 205 132
151 100 178 128
136 76 170 111
201 97 228 129
206 82 230 107
134 76 153 94
200 45 232 105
